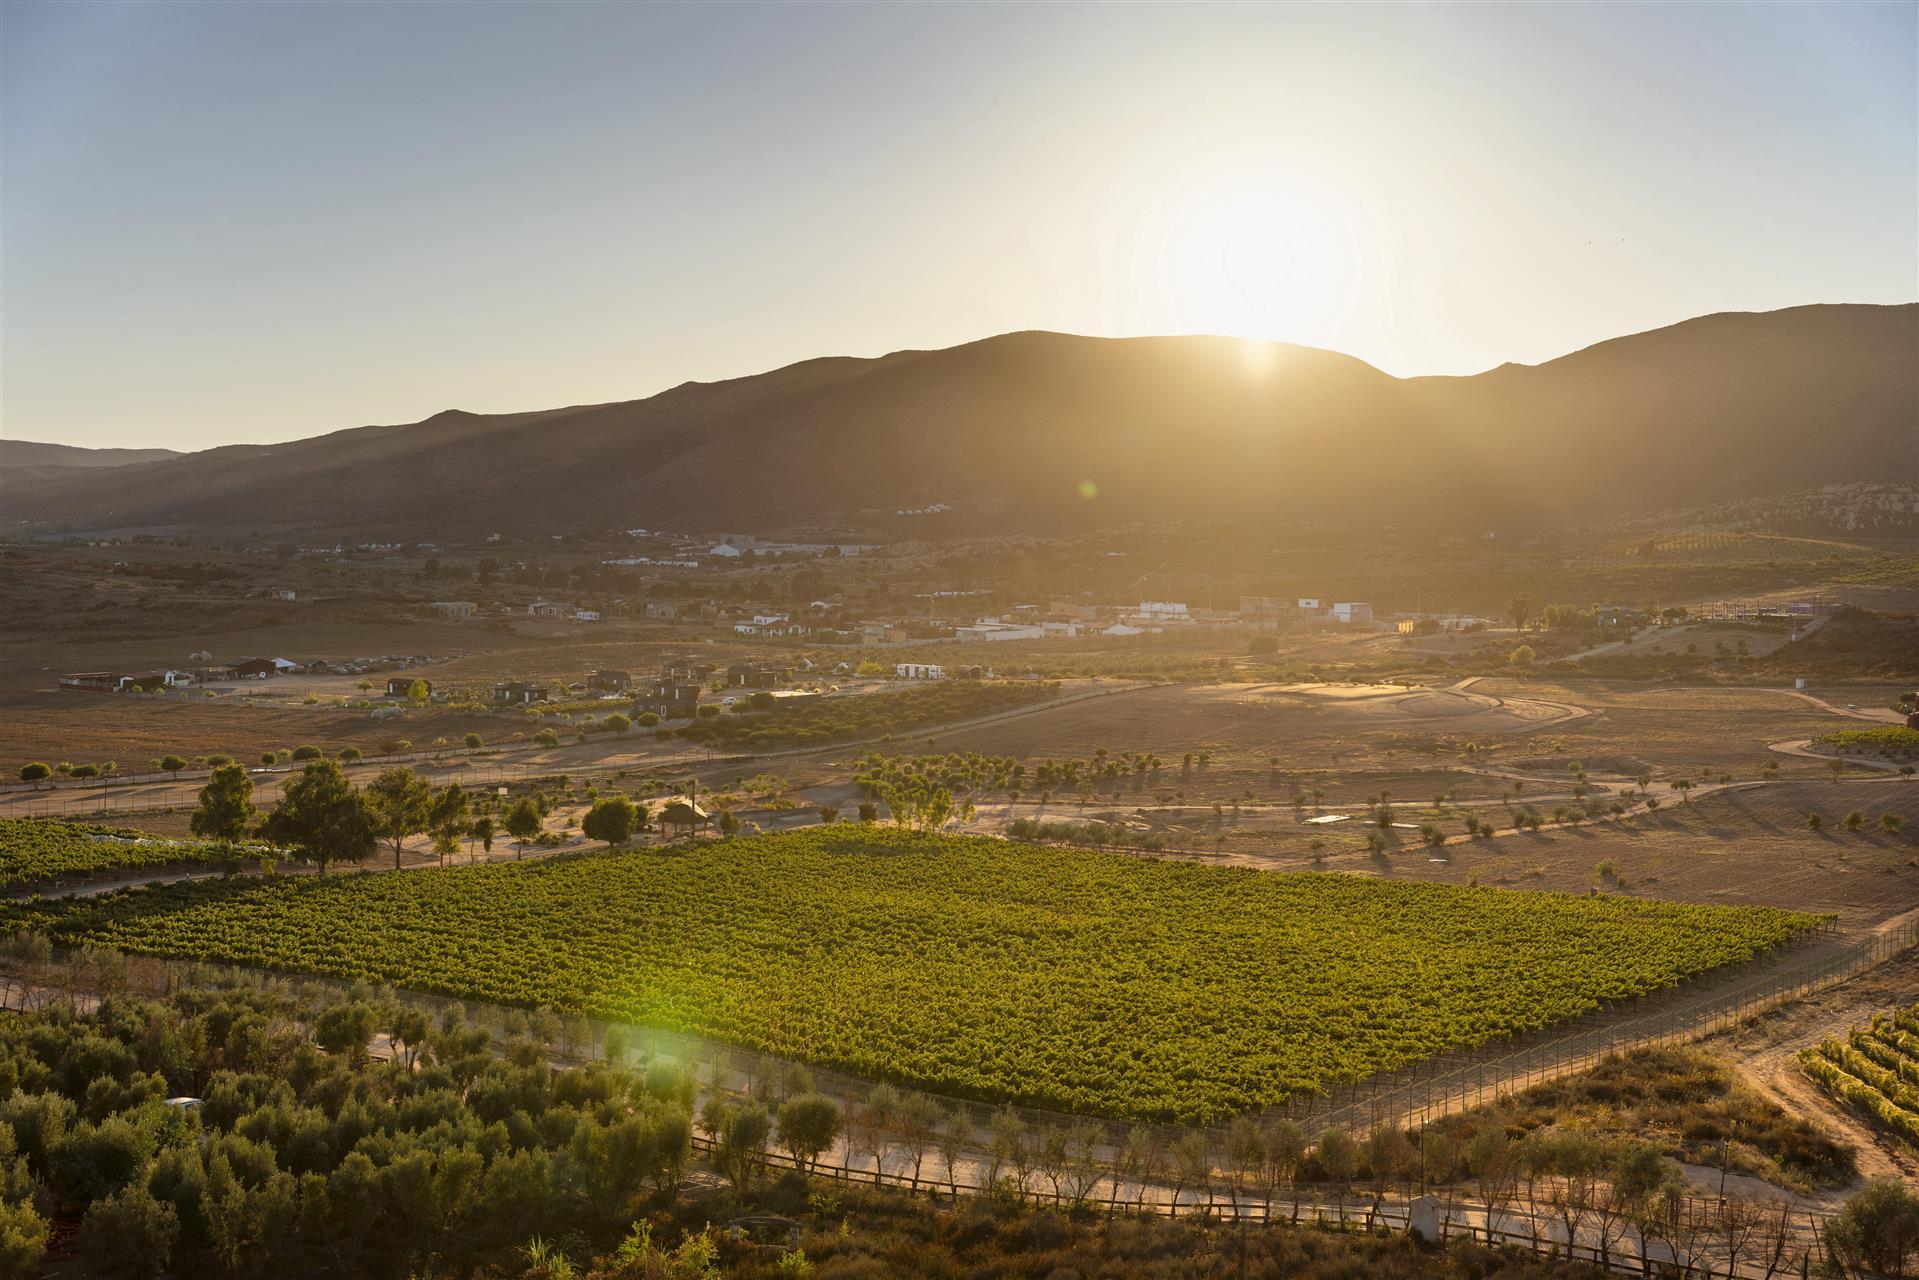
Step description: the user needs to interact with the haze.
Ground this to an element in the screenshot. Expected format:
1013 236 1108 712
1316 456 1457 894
3 1 1914 451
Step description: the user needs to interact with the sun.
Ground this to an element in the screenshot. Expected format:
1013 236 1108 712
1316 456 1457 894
1142 155 1353 344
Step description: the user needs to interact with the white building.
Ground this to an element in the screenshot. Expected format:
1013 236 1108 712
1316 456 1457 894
1102 623 1144 637
895 663 944 680
1297 598 1322 611
1138 601 1190 619
1330 602 1374 626
955 622 1047 642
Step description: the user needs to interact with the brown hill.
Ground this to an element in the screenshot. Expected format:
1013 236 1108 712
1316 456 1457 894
7 303 1914 538
0 440 182 469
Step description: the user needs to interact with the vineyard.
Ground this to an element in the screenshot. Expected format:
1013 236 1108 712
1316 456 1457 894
0 817 248 890
0 829 1817 1122
1800 1005 1919 1149
1813 725 1919 756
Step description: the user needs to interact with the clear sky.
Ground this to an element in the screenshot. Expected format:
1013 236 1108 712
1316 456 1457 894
3 2 1914 451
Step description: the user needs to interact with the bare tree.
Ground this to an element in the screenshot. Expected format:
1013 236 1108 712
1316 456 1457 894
1753 1198 1801 1280
1717 1195 1767 1279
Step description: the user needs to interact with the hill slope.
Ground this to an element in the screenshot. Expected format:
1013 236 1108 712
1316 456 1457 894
6 303 1914 538
0 440 182 469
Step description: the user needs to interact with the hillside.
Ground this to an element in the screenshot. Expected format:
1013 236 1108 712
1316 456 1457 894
0 439 181 469
6 303 1914 538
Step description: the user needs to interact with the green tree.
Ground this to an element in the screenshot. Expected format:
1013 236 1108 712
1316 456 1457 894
1506 595 1534 633
189 764 258 842
464 733 483 751
505 798 543 856
429 784 470 867
714 1103 771 1191
337 746 363 763
775 1095 842 1174
17 763 50 788
1508 645 1536 667
603 713 631 735
159 754 188 778
313 1003 380 1066
405 679 429 705
582 795 638 848
259 760 376 873
533 728 560 748
1826 1177 1919 1279
470 814 495 857
290 745 322 761
365 767 433 870
0 1198 47 1278
77 1184 177 1280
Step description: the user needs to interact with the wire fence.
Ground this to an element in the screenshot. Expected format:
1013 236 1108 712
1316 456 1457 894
690 1133 1825 1280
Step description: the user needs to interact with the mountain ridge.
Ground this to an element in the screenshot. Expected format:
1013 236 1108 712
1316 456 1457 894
6 303 1913 538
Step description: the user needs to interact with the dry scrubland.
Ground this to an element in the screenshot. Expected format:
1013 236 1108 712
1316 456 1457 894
1297 781 1919 928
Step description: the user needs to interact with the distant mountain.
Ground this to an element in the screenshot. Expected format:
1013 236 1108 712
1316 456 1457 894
0 440 182 469
6 304 1914 538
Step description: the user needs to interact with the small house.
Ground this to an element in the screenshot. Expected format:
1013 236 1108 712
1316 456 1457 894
590 670 632 693
636 680 701 719
386 677 431 698
492 681 551 705
1330 602 1374 626
724 663 789 689
895 662 943 680
430 601 475 620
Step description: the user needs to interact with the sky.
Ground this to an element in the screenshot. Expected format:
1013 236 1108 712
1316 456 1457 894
3 2 1915 451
